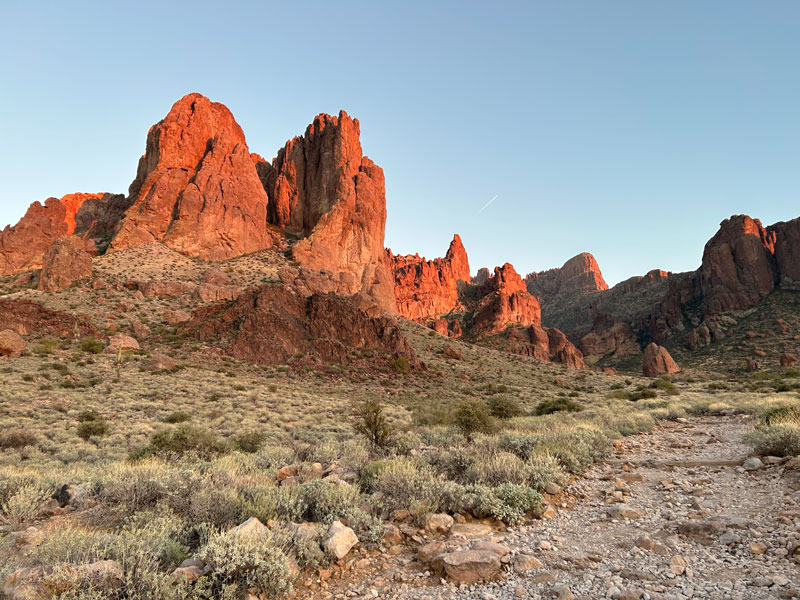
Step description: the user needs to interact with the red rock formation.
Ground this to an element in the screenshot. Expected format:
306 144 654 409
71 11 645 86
771 218 800 286
184 284 419 368
0 193 127 275
472 268 490 285
697 215 777 314
642 343 680 377
612 270 671 296
473 263 541 336
38 236 93 292
525 252 607 300
393 235 470 319
112 93 274 260
0 299 100 338
0 330 27 357
256 111 395 312
505 324 586 368
547 327 587 369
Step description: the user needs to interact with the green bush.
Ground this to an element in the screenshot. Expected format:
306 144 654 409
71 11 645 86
77 419 110 440
535 397 583 415
197 528 294 598
162 411 191 424
297 480 360 524
80 337 104 354
233 431 267 454
744 424 800 457
759 403 800 427
0 429 38 450
453 399 496 437
487 395 523 419
131 425 228 460
33 338 59 355
1 484 46 530
465 451 527 486
353 399 392 449
363 457 441 514
240 485 304 523
390 357 410 375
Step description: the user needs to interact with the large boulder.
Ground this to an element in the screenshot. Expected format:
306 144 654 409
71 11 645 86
0 330 26 357
112 93 275 260
642 342 680 377
393 234 471 319
443 550 502 584
38 236 93 292
324 521 358 560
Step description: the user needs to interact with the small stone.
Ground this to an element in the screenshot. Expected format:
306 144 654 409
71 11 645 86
472 541 510 557
743 457 763 471
607 505 643 519
669 554 687 575
443 550 501 584
557 587 575 600
418 541 447 563
749 541 767 555
450 523 493 537
171 566 202 583
512 553 543 573
324 521 358 560
426 513 454 533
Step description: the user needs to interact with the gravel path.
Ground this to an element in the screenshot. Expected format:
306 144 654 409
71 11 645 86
296 416 800 600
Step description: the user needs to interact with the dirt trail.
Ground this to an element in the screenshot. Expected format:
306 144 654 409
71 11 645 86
298 416 800 600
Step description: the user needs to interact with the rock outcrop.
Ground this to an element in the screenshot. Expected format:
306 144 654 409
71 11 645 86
0 193 127 275
256 111 396 312
525 252 608 301
0 330 27 357
112 93 274 260
472 263 541 336
183 284 419 368
642 343 680 377
0 299 100 339
392 235 470 319
650 215 800 343
38 236 93 291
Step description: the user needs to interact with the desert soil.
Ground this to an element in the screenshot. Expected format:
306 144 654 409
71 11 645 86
298 416 800 600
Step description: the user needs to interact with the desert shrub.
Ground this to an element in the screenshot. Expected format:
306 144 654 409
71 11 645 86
77 418 110 440
526 453 568 492
453 399 496 438
162 411 191 424
497 432 539 460
80 337 104 354
363 457 441 514
606 389 630 400
271 523 327 569
390 357 410 375
254 446 296 471
99 462 173 512
197 528 294 598
0 428 38 450
390 431 422 455
233 431 267 454
33 338 59 355
240 485 304 523
297 480 360 524
465 451 527 486
759 403 800 427
78 408 102 422
353 399 392 449
535 397 583 415
1 484 46 530
744 424 800 457
131 425 228 460
628 388 658 401
460 483 541 524
650 377 678 394
487 395 523 419
537 425 609 474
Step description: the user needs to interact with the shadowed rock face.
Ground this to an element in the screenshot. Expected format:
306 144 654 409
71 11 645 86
256 111 396 312
183 284 419 368
0 298 100 339
38 236 93 292
525 252 608 301
393 234 471 319
650 214 800 343
112 93 274 260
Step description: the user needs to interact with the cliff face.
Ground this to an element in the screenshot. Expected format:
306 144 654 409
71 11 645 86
392 235 470 319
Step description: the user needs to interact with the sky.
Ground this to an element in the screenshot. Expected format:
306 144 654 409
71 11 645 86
1 1 799 285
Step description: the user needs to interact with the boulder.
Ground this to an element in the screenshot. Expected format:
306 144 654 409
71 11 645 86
107 334 139 352
642 343 680 377
164 310 191 326
197 283 242 303
418 541 448 563
0 299 99 339
130 319 151 340
324 520 358 560
443 550 502 584
146 354 177 371
425 513 454 533
38 236 93 292
0 330 27 357
780 353 798 367
232 517 269 538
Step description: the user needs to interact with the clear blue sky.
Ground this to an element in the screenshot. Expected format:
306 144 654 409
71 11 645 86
2 1 798 285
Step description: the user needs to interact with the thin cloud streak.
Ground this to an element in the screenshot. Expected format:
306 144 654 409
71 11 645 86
476 194 499 215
